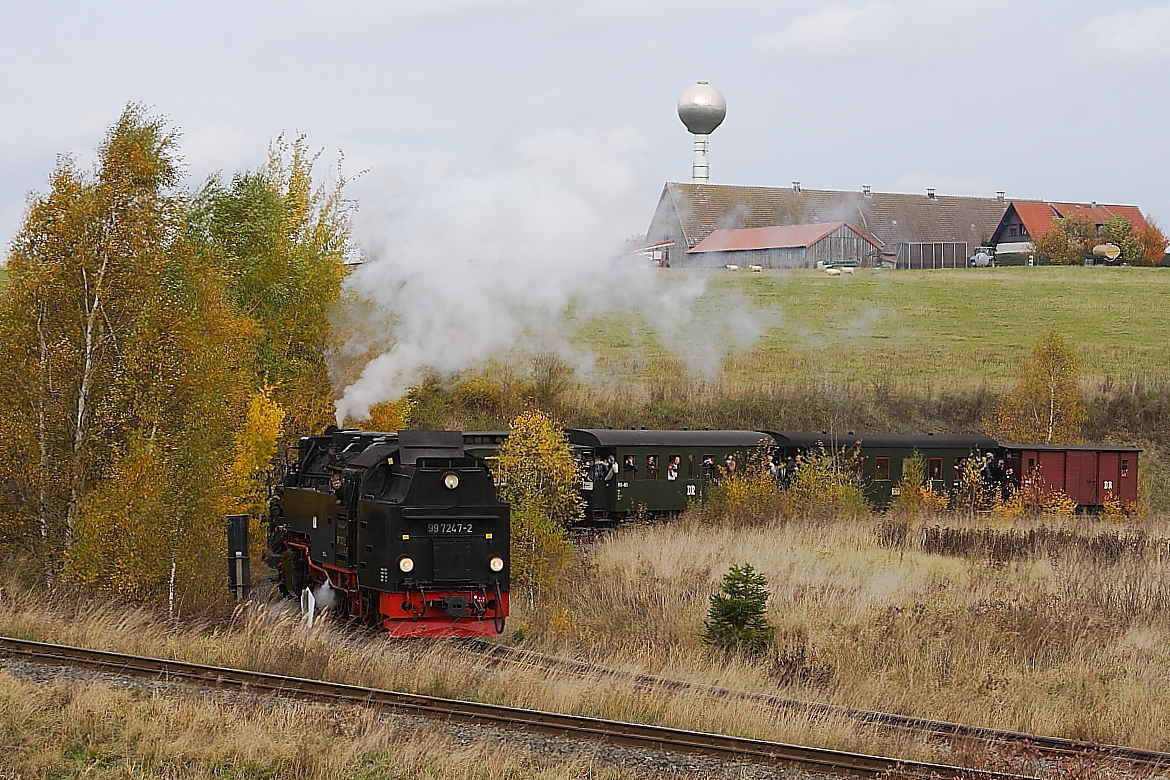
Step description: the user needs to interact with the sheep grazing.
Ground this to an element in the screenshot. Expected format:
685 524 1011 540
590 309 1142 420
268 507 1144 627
842 266 855 275
725 264 740 271
748 265 763 272
825 267 842 277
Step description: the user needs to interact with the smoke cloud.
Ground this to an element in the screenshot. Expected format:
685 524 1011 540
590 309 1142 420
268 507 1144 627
334 128 772 422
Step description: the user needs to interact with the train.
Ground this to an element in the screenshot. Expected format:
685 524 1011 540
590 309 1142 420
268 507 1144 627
257 424 1136 637
464 428 1139 520
265 428 510 637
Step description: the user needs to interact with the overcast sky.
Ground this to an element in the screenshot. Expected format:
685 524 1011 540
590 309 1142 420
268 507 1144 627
2 0 1168 249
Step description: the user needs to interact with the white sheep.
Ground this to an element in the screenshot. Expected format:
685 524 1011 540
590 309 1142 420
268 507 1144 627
825 268 842 277
725 264 740 271
748 265 763 272
842 266 855 275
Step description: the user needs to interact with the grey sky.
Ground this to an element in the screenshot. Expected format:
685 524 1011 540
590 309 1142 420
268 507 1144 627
3 0 1168 249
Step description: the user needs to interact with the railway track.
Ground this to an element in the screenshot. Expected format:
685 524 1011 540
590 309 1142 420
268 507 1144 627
0 635 1030 779
463 639 1170 772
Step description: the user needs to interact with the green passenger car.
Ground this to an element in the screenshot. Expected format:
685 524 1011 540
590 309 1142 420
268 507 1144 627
766 431 999 507
564 429 775 520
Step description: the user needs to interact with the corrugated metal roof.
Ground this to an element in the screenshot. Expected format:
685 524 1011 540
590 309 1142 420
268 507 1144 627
687 222 882 253
664 183 1012 249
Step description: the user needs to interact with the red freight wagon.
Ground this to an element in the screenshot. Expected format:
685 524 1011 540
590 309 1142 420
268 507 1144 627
1002 445 1139 509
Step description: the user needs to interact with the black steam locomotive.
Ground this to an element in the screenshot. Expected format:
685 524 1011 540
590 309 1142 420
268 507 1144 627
266 428 510 637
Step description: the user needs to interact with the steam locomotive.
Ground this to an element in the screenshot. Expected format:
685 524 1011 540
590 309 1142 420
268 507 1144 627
265 428 509 637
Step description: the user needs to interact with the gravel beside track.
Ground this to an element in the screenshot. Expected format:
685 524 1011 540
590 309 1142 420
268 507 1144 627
0 636 1030 780
464 639 1170 772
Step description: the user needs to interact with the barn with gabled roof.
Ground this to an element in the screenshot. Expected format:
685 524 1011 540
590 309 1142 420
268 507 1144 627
645 182 1013 268
687 221 881 268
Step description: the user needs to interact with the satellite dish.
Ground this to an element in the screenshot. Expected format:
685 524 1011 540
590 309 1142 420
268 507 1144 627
1092 243 1121 261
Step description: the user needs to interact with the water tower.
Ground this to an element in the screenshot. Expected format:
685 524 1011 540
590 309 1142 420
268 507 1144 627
677 82 726 184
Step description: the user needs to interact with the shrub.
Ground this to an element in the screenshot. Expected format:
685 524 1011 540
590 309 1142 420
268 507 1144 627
702 563 775 654
493 409 583 588
701 445 781 521
891 451 949 516
778 448 868 520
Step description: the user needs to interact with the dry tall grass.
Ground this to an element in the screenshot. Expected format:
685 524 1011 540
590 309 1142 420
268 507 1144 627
0 670 650 779
532 512 1170 751
3 508 1170 770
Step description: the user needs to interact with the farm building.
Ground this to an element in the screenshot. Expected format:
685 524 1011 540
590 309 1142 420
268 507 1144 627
687 222 880 268
990 201 1152 260
644 183 1159 270
644 182 1011 268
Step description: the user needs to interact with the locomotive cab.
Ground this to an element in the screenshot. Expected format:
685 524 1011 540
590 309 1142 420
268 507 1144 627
270 429 510 637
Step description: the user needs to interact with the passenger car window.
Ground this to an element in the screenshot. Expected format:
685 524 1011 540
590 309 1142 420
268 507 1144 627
874 457 890 481
928 458 943 480
646 454 659 480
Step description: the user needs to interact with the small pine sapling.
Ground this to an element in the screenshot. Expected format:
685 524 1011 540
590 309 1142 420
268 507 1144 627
703 563 776 654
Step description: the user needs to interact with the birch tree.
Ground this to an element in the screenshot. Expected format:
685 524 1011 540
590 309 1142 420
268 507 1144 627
189 135 354 443
989 330 1086 445
0 106 251 601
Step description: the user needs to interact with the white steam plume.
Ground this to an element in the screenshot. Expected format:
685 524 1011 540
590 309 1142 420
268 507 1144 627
335 128 769 422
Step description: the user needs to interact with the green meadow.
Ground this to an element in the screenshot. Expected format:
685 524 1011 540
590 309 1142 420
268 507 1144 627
577 265 1170 390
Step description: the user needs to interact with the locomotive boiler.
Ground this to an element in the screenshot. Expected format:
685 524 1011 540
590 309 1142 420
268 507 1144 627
266 428 509 637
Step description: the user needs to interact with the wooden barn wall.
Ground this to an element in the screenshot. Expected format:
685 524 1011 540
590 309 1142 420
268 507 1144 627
683 225 877 269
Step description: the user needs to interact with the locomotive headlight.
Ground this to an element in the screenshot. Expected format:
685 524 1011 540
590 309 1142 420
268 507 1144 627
398 556 415 573
443 472 459 490
489 556 505 572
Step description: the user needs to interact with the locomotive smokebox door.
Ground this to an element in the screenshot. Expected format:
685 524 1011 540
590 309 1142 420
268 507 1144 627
226 514 251 600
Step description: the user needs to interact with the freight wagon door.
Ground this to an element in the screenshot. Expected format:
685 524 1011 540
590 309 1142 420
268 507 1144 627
1037 450 1067 497
1067 451 1099 506
1098 451 1121 504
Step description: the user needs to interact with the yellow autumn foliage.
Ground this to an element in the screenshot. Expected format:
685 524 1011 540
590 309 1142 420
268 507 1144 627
988 330 1086 445
69 442 173 599
891 452 949 516
778 448 868 520
224 389 286 519
493 410 581 588
364 396 415 432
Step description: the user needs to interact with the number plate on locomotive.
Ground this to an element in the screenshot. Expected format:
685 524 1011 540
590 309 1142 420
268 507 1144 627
428 523 474 534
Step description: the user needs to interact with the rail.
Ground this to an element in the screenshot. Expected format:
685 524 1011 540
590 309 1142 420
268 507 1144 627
0 635 1030 779
463 639 1170 771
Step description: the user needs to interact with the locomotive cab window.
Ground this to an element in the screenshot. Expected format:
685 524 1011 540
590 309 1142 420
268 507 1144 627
874 457 891 481
928 458 943 481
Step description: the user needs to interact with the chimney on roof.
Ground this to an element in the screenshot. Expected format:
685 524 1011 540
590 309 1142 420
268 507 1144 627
927 188 936 200
1091 201 1097 209
792 181 801 194
862 185 872 197
996 191 1005 202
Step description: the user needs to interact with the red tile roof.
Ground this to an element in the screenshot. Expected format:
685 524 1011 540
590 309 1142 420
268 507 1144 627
687 222 881 253
1049 202 1148 229
1010 201 1059 239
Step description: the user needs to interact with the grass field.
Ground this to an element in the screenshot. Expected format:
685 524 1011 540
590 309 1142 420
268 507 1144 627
574 266 1170 389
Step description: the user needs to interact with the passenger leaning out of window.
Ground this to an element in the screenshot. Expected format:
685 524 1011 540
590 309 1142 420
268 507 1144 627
666 456 681 481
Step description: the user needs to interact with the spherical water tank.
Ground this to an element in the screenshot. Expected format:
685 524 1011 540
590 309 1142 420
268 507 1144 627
677 82 726 135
